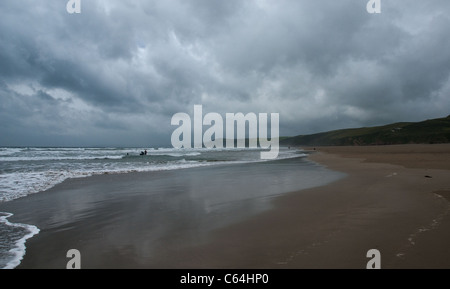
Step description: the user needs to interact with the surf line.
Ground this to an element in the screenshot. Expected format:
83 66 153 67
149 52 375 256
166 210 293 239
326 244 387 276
171 105 279 159
0 212 40 269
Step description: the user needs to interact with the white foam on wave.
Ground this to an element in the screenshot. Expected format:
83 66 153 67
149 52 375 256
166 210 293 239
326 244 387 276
0 148 306 203
163 152 202 157
0 148 23 157
0 147 135 162
277 152 307 160
0 160 214 202
0 170 91 202
0 155 124 162
0 213 40 269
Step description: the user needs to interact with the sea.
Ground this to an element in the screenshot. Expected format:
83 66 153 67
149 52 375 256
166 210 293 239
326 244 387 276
0 146 341 269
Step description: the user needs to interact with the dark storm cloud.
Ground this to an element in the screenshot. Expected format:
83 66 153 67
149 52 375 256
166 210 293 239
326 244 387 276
0 0 449 146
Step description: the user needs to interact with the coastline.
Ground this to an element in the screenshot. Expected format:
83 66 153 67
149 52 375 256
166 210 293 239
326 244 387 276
0 154 341 269
1 144 450 268
169 144 450 268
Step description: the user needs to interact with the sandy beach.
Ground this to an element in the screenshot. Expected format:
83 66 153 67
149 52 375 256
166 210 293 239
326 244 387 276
0 154 342 269
3 0 450 274
2 144 450 269
169 144 450 269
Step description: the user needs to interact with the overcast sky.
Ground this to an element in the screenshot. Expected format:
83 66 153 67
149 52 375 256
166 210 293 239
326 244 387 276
1 0 449 147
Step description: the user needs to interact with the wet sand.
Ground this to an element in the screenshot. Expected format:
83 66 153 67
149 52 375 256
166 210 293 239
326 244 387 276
169 144 450 268
3 144 450 268
0 156 342 269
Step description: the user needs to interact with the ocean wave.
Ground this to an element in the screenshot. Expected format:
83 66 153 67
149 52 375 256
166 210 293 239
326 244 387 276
0 212 40 269
0 160 214 203
0 147 306 203
164 152 202 157
0 156 125 162
0 148 23 157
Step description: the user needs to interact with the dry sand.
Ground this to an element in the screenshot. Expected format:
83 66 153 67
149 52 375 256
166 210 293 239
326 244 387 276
171 144 450 268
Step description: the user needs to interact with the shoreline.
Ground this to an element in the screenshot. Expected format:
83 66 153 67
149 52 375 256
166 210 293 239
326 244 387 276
1 154 340 269
2 144 450 268
167 144 450 268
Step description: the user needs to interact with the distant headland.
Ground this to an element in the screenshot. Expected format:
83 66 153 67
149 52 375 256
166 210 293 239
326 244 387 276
281 115 450 146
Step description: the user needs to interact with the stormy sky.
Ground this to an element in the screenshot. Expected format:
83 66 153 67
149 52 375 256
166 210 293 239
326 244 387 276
1 0 449 147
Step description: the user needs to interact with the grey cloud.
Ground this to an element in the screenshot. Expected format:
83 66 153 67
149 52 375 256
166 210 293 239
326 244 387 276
1 0 449 146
